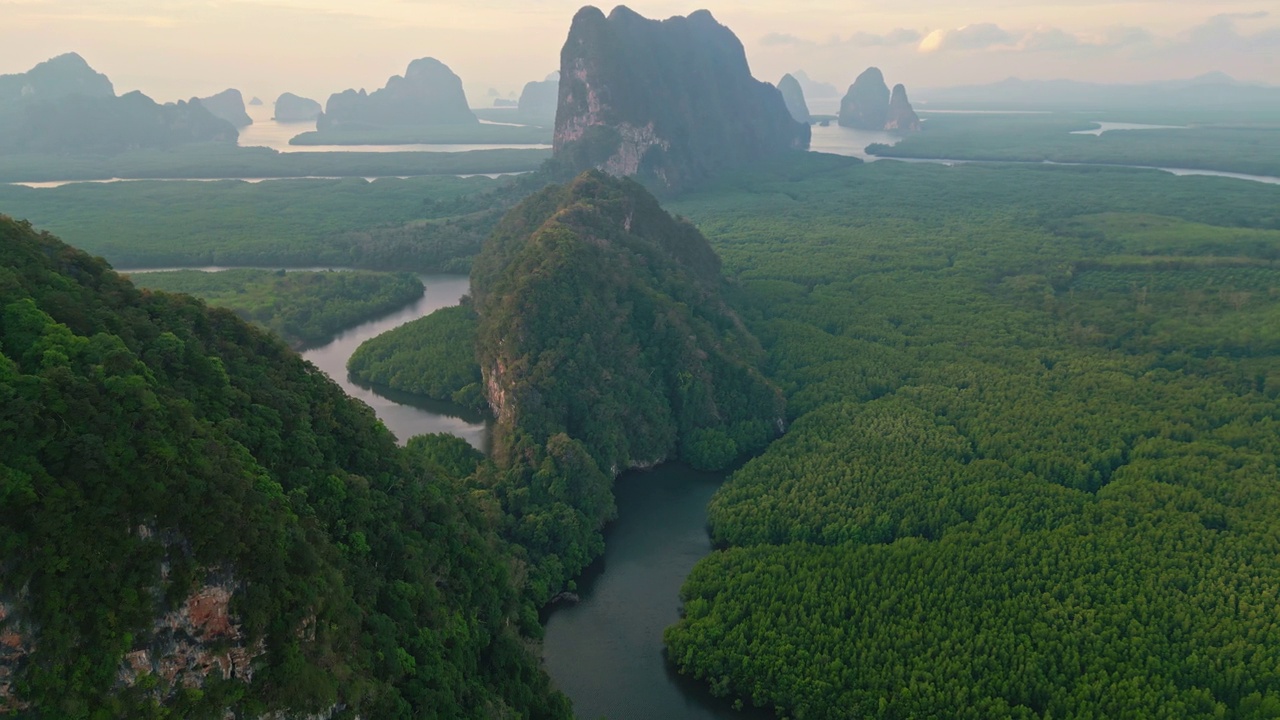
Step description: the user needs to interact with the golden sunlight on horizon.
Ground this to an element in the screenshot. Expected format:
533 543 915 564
2 0 1276 104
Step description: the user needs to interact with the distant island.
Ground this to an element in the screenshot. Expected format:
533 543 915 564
273 92 322 122
791 69 839 99
317 57 476 130
839 67 920 132
0 53 237 153
778 73 811 124
516 72 559 126
0 52 113 101
194 88 253 127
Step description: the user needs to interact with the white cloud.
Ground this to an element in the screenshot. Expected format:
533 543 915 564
918 23 1016 53
1183 11 1280 48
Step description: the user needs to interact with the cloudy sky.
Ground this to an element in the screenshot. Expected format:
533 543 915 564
2 0 1277 104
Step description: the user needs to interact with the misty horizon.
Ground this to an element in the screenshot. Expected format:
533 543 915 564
3 1 1277 107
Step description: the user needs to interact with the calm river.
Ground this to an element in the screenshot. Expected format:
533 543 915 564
297 273 489 450
542 465 772 720
295 272 754 719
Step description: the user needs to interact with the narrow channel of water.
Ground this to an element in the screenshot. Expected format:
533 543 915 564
542 465 771 720
298 273 490 450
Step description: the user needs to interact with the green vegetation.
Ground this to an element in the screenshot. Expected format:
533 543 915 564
658 154 1280 717
347 304 485 408
870 113 1280 177
291 124 552 146
0 176 500 271
0 145 549 183
10 102 1280 718
0 216 570 718
0 160 577 274
128 269 423 347
467 171 783 601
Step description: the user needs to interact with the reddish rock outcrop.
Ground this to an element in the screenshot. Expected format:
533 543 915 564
1 572 266 711
115 575 263 692
0 601 32 715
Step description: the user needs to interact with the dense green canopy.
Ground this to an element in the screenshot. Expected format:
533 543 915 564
466 170 783 600
130 268 423 348
347 303 486 409
663 156 1280 718
0 216 569 718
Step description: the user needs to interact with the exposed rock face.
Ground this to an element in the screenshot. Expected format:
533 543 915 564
114 573 263 697
839 67 920 132
274 92 323 122
517 72 560 124
553 6 810 192
886 83 921 131
2 571 264 712
194 88 253 127
0 600 32 715
778 73 811 123
0 52 113 102
318 57 476 130
839 67 891 130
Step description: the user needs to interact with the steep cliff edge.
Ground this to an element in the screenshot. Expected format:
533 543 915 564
0 216 570 718
552 6 810 191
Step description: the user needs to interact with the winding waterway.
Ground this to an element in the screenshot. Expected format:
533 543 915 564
288 271 752 718
298 273 489 450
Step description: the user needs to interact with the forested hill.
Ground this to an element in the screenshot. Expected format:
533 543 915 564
0 216 570 718
472 170 783 473
467 170 783 600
